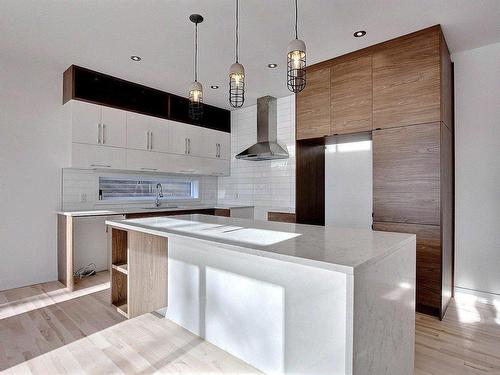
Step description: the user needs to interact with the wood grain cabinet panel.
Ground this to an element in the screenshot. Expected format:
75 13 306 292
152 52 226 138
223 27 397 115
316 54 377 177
214 209 230 217
373 222 442 315
373 123 441 225
373 30 440 129
296 67 331 140
268 212 296 223
331 55 373 134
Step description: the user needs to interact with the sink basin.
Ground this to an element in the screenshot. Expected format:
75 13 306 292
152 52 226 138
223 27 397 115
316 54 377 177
141 206 178 210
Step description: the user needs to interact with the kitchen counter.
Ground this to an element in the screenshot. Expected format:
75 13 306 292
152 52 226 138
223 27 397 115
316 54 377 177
57 204 254 217
105 214 414 274
106 214 416 374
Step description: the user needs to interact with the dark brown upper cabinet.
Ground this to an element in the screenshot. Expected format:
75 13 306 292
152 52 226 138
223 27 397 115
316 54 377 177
63 65 230 133
296 67 331 140
373 123 441 225
331 55 372 135
372 29 441 129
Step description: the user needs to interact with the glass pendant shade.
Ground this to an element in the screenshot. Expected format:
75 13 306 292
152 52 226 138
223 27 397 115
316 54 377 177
188 80 203 120
229 62 245 108
287 38 306 93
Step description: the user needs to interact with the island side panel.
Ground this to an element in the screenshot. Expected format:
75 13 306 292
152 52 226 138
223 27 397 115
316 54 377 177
353 237 416 375
57 214 74 291
164 236 350 375
128 231 168 318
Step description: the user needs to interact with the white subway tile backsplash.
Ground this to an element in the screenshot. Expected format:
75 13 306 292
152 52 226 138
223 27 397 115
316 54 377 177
218 95 296 216
62 169 217 211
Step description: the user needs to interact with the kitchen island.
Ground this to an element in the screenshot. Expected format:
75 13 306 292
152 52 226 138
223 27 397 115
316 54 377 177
105 214 416 375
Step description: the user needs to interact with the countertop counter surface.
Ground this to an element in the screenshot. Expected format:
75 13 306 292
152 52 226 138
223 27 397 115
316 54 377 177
57 205 254 217
105 214 415 274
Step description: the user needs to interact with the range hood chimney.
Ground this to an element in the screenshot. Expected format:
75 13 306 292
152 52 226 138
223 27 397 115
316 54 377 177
235 96 289 161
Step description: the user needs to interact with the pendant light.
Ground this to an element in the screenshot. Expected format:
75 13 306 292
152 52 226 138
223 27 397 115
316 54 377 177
287 0 306 93
189 14 204 120
229 0 244 108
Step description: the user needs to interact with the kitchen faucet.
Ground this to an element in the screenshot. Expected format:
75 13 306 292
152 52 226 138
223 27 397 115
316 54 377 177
155 183 163 207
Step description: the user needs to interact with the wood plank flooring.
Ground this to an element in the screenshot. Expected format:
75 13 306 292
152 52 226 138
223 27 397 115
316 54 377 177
0 272 260 374
1 273 500 374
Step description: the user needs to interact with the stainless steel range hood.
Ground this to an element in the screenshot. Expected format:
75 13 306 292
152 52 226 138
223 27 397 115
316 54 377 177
235 96 289 161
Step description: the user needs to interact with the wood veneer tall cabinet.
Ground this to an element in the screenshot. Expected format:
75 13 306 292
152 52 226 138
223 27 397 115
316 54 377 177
295 25 454 318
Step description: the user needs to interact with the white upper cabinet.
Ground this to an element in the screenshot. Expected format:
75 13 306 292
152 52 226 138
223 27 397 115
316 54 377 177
72 143 126 170
214 131 231 160
68 100 230 175
71 101 102 145
185 125 209 157
71 101 126 148
167 121 189 155
100 107 126 147
126 112 150 151
127 113 170 153
148 117 170 153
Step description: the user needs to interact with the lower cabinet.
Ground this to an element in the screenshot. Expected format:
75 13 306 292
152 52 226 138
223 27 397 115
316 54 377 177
373 222 443 317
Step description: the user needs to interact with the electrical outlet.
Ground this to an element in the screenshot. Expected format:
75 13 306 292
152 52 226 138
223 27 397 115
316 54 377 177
80 193 87 202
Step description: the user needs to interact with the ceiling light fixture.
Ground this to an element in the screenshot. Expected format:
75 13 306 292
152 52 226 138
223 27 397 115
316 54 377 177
211 85 219 89
188 14 204 120
130 55 142 61
287 0 306 93
354 30 366 37
229 0 245 108
268 63 278 68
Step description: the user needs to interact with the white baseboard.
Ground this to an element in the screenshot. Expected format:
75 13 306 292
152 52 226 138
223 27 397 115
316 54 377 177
454 286 500 306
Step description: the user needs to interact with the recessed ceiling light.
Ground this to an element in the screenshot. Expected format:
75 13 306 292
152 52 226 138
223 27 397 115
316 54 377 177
268 63 278 68
130 55 142 61
353 30 366 38
210 85 219 89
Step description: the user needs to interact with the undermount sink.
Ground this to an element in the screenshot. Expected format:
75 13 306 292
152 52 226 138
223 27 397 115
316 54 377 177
141 206 178 210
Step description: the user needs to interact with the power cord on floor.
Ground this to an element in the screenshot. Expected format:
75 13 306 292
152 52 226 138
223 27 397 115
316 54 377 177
74 263 96 279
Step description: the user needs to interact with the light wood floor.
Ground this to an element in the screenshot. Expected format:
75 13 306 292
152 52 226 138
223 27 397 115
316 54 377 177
1 273 499 374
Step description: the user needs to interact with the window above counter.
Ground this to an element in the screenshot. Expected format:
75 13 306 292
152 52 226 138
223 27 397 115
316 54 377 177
98 176 199 202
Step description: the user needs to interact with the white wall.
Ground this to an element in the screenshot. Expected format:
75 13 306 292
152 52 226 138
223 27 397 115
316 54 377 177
217 96 295 220
325 140 373 229
0 57 70 291
453 42 500 296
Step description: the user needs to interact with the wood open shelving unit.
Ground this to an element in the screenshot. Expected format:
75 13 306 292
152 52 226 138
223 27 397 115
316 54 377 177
110 227 168 319
111 228 129 317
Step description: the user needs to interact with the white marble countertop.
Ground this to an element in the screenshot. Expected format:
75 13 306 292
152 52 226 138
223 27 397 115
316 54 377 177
57 204 254 217
105 214 415 274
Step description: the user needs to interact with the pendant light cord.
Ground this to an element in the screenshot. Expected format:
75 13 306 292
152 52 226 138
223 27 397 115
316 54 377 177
235 0 239 63
295 0 298 39
194 22 198 82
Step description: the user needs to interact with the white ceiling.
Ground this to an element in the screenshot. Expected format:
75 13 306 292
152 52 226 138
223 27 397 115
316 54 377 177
1 0 499 109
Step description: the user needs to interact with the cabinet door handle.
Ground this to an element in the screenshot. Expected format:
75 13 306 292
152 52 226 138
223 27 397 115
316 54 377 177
185 138 188 154
141 167 158 171
150 131 153 150
97 124 102 144
102 124 106 144
188 138 191 154
180 169 195 173
146 131 150 150
90 163 111 168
